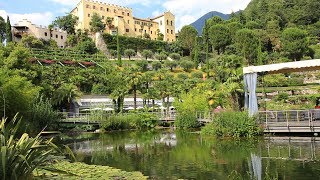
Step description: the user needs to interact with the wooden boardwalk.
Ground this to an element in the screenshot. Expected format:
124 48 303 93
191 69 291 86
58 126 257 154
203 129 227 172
258 109 320 133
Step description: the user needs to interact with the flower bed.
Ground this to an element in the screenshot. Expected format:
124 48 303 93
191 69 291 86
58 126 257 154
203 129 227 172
63 60 77 65
28 58 37 63
81 61 95 66
40 59 55 64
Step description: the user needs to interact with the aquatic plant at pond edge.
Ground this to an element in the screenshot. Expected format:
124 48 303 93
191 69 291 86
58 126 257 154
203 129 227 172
201 111 263 137
101 112 158 130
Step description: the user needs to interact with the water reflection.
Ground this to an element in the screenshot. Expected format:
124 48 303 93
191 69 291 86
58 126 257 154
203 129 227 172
59 131 320 179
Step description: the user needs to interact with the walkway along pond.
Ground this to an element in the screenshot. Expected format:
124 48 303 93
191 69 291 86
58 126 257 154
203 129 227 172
59 109 320 133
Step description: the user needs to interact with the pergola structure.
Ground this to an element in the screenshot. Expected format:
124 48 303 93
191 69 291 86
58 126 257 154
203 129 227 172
243 59 320 116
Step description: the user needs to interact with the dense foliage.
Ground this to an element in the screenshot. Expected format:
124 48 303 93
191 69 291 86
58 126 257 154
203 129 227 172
201 111 263 137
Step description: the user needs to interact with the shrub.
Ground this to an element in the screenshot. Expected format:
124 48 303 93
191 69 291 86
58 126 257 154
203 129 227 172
177 73 189 80
191 71 203 79
201 111 262 137
175 111 199 129
29 95 61 132
169 53 181 61
275 92 289 102
101 112 158 130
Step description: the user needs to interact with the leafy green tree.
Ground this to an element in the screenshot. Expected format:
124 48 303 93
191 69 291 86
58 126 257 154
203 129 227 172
6 16 12 42
169 53 181 61
136 60 149 72
90 13 106 33
164 61 177 71
124 49 136 60
151 61 161 70
109 49 117 59
209 24 231 54
76 39 98 54
281 27 308 61
21 35 44 49
0 16 5 42
180 60 194 72
141 49 153 60
53 14 78 34
206 16 224 27
0 70 40 119
155 51 167 62
178 25 198 54
156 29 164 41
235 28 260 65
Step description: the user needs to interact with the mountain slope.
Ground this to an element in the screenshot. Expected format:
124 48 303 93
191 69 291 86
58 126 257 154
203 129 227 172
190 11 231 35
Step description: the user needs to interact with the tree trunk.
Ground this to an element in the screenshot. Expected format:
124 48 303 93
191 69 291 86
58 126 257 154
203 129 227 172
133 85 137 110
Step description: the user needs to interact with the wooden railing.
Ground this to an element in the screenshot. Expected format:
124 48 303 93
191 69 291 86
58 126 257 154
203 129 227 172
258 109 320 133
59 111 213 124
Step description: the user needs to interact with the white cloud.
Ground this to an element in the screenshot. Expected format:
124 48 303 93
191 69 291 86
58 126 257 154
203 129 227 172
0 10 54 26
162 0 251 31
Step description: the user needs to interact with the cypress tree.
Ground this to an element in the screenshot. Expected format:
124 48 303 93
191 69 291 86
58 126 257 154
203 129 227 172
6 16 12 42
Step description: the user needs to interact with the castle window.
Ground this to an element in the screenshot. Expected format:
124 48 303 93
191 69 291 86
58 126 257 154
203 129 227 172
167 29 169 33
167 20 169 25
160 21 162 25
167 38 169 41
145 30 146 33
171 30 173 34
127 20 130 24
44 32 48 36
122 12 124 15
127 13 130 16
86 4 90 8
102 16 105 19
135 28 137 32
93 5 95 9
171 21 173 26
151 31 152 34
61 35 63 39
126 29 129 32
50 34 53 37
56 34 58 38
107 8 109 12
100 7 103 11
114 9 116 13
88 13 90 17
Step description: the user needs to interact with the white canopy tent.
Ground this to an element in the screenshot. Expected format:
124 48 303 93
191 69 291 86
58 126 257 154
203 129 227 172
243 59 320 116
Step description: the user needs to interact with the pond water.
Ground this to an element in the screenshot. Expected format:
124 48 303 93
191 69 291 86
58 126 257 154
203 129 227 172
58 130 320 179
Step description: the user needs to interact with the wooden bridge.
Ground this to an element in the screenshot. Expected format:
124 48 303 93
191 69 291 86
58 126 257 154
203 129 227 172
258 109 320 133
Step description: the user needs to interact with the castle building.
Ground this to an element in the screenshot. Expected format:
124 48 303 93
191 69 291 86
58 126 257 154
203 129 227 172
12 19 68 48
70 0 176 42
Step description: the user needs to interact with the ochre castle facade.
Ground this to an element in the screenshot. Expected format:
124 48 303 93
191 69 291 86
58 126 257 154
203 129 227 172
71 0 176 42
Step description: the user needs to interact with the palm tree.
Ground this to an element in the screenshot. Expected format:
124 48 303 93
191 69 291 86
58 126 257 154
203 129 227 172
52 83 82 111
127 67 143 110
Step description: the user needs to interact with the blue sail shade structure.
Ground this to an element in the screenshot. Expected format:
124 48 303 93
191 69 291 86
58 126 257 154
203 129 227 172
243 59 320 116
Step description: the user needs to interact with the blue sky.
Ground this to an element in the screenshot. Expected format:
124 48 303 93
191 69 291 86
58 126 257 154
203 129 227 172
0 0 251 30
